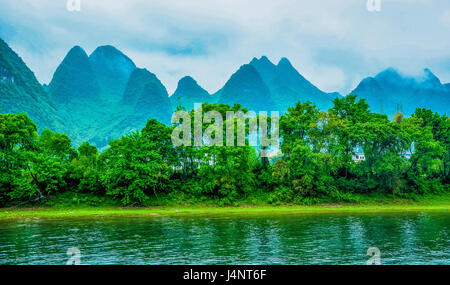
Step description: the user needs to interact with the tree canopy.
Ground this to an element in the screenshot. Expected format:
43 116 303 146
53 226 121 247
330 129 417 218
0 97 448 207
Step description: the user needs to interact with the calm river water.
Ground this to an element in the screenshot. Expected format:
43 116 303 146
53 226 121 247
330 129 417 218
0 211 448 265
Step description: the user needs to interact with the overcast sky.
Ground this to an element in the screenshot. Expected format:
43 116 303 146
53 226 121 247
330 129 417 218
1 0 449 95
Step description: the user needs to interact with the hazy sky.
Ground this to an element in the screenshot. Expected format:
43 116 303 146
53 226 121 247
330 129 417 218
1 0 449 94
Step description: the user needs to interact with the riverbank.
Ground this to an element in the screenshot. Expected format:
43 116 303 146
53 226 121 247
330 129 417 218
1 196 449 219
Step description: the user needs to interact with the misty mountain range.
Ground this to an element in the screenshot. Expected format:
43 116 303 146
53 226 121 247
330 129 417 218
1 38 449 149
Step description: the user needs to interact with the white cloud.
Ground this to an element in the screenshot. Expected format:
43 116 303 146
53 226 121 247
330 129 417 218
441 10 450 27
1 0 449 95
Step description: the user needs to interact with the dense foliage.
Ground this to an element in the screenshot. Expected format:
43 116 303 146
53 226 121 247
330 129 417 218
0 96 448 207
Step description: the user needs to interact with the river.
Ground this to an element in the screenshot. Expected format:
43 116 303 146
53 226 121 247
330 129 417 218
0 211 448 265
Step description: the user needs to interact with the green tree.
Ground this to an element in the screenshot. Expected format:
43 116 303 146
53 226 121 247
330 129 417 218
69 142 102 193
101 120 174 205
191 103 258 204
412 109 449 184
20 129 75 201
0 113 37 203
279 102 339 199
330 95 371 179
350 113 409 193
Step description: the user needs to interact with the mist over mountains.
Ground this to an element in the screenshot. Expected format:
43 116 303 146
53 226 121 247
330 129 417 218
1 38 449 149
352 68 450 116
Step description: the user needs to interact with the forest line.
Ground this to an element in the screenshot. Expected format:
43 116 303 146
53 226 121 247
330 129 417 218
0 95 448 207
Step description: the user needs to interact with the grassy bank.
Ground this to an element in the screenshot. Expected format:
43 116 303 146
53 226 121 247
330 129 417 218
1 192 449 219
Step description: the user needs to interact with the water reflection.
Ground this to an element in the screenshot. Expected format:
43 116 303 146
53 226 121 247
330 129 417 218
0 212 448 265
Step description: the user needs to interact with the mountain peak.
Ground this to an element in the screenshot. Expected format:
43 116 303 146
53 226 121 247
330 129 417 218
90 45 134 64
122 68 160 105
354 76 381 92
249 57 259 65
89 45 136 100
375 67 402 80
0 37 65 132
177 75 197 87
227 64 264 86
217 64 275 111
270 57 333 111
278 57 293 67
175 76 208 93
250 55 272 64
249 56 277 84
352 67 449 116
238 63 257 72
422 68 441 87
132 67 154 79
126 67 157 86
66 45 89 59
92 45 120 53
122 68 171 124
49 45 99 104
170 76 210 111
276 57 299 76
174 75 208 95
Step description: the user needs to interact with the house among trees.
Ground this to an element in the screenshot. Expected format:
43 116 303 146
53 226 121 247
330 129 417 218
352 146 366 162
352 145 414 162
401 152 413 160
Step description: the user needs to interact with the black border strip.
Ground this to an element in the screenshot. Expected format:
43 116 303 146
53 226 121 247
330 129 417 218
0 265 448 283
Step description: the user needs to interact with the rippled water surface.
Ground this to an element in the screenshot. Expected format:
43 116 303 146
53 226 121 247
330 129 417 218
0 211 448 264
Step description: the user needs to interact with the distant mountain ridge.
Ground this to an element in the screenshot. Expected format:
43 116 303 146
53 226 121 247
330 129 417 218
249 56 337 111
1 38 449 149
47 46 173 148
352 67 450 116
170 76 211 112
49 46 100 104
90 45 136 101
0 38 65 132
216 64 276 111
123 68 171 123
